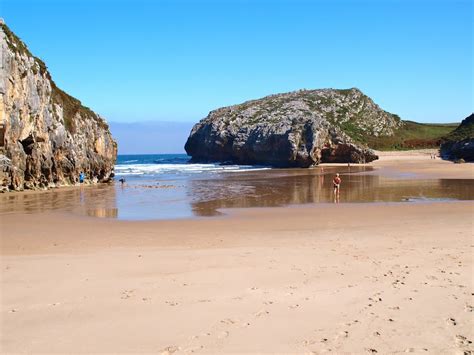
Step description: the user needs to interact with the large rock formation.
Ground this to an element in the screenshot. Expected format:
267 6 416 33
185 88 403 167
440 113 474 162
0 22 117 191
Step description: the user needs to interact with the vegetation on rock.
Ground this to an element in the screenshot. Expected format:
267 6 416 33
364 121 458 150
1 23 108 134
185 88 388 167
0 23 117 191
440 114 474 161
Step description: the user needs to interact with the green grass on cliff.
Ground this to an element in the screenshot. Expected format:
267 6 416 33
2 23 109 134
356 121 459 150
51 84 106 133
441 114 473 144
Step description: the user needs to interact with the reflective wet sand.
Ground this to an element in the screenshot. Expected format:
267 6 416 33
1 166 473 219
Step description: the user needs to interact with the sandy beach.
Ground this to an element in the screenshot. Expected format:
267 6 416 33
370 150 474 179
1 153 473 354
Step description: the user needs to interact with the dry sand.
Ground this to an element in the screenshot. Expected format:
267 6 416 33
371 150 474 179
1 153 473 354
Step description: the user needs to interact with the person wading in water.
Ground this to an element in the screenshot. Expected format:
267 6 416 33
333 173 341 203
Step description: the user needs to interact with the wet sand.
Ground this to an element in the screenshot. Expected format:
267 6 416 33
1 150 473 220
1 152 473 353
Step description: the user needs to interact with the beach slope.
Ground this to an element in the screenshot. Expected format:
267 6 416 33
1 200 473 353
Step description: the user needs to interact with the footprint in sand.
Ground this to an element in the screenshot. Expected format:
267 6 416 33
121 290 134 299
161 345 180 354
217 331 229 339
335 330 349 340
455 335 472 347
447 317 457 326
301 339 317 346
465 304 473 312
255 309 270 317
183 345 204 353
220 318 236 325
368 297 383 303
165 301 178 306
365 348 378 353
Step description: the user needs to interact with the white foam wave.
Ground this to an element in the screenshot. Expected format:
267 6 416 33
114 163 271 176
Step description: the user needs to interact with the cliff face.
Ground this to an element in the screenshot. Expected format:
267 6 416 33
440 114 474 162
0 22 117 191
185 88 403 167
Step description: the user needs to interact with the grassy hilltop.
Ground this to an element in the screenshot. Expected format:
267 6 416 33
360 121 459 151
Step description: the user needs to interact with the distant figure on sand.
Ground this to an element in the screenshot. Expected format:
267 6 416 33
333 173 341 202
119 178 126 186
79 172 85 184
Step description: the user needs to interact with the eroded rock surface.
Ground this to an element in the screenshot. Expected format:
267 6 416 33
0 22 117 191
185 88 403 167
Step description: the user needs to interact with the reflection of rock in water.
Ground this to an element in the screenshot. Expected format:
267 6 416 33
78 185 118 218
1 169 473 220
86 208 118 218
188 167 377 216
0 184 118 218
440 179 474 200
187 167 474 216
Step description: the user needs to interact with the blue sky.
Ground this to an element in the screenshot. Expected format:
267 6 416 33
2 0 473 126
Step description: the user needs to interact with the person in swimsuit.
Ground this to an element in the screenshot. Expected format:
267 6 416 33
333 173 341 199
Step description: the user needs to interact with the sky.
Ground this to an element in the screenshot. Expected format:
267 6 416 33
108 121 194 154
1 0 473 152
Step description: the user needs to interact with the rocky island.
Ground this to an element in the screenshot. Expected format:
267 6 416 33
185 88 403 167
0 22 117 192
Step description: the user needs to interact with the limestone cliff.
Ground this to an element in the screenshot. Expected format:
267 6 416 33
185 88 403 167
0 22 117 191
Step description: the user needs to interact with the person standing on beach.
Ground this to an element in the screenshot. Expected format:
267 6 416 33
79 171 85 184
333 173 341 202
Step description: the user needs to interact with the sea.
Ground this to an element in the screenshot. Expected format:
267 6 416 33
115 154 271 178
1 154 473 220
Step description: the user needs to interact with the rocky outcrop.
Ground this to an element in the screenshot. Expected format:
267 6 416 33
0 22 117 191
440 114 474 162
185 88 403 167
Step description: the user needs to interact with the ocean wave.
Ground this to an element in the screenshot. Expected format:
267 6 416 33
114 163 271 176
